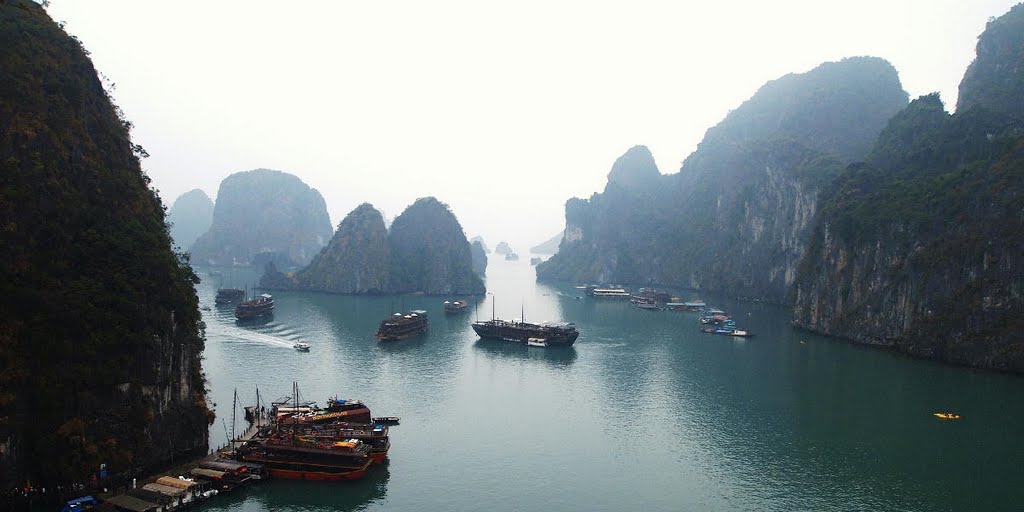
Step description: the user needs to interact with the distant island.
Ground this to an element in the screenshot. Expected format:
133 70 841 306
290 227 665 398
494 241 514 256
167 188 214 251
263 197 485 295
190 169 333 268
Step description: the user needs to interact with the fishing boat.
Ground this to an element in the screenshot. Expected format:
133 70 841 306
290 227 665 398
293 341 311 351
235 293 275 319
376 310 428 341
444 300 468 314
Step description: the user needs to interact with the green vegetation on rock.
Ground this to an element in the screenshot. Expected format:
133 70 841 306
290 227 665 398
292 203 391 293
793 4 1024 371
0 0 210 491
539 57 907 302
264 198 484 295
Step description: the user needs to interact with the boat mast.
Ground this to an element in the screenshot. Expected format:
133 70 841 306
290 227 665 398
231 388 238 449
492 295 495 321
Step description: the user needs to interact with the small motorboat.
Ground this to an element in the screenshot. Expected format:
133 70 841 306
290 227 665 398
933 412 961 420
293 341 311 351
373 416 400 425
527 337 549 347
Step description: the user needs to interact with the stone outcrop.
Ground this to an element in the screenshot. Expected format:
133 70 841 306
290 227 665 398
190 169 332 268
167 188 214 251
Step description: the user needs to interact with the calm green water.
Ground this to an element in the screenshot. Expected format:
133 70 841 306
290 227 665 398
196 256 1024 512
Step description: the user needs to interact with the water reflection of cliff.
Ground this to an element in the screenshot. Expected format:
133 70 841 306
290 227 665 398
215 465 390 511
472 338 577 368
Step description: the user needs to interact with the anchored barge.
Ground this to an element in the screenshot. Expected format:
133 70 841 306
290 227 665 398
472 319 579 346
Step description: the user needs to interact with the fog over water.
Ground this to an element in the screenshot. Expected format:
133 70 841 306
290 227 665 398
48 0 1018 249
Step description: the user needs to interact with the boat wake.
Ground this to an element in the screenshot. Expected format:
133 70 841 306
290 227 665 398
213 324 297 349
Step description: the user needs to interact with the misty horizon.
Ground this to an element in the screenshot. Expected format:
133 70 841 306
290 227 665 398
47 0 1019 251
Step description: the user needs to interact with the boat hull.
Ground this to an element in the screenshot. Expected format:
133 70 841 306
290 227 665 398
267 463 371 481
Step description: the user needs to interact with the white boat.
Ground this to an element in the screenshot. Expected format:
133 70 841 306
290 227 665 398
527 337 549 347
730 330 752 337
293 341 311 351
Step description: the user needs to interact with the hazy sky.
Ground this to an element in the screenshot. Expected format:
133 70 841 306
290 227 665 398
47 0 1018 251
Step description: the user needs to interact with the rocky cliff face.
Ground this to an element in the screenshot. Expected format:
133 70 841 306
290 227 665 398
957 3 1024 118
538 57 907 302
190 169 332 267
389 197 485 295
793 5 1024 372
168 188 214 251
793 141 1024 371
264 198 484 295
605 145 661 193
471 240 488 276
0 0 209 489
290 203 391 293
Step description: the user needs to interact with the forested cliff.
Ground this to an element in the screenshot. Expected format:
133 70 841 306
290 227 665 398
538 57 908 302
0 0 210 491
263 198 484 295
792 5 1024 372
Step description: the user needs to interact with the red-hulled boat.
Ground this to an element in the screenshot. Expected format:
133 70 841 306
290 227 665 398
236 434 373 481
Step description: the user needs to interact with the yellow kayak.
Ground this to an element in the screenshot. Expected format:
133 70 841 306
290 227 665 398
933 412 962 420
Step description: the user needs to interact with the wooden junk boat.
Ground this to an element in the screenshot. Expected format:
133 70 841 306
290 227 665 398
235 293 275 319
376 310 428 341
443 300 469 314
235 432 374 481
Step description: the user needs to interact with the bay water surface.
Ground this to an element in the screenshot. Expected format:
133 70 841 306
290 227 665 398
195 255 1024 511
